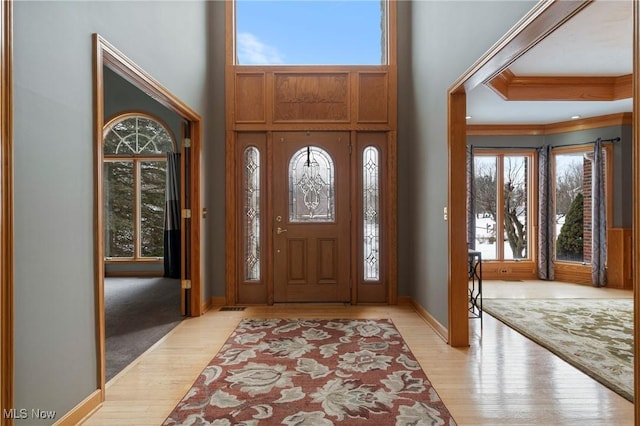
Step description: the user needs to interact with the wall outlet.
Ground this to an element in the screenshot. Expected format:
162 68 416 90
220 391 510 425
443 206 448 221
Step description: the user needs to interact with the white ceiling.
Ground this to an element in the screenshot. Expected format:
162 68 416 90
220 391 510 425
466 0 633 125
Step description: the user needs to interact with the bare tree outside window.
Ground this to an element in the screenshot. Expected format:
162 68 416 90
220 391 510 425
503 156 528 259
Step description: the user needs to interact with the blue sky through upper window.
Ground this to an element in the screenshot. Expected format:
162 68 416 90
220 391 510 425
236 0 385 65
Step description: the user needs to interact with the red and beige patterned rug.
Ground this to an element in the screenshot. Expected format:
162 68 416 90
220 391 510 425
163 318 456 425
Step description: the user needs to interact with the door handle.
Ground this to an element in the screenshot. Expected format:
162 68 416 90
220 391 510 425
276 227 288 235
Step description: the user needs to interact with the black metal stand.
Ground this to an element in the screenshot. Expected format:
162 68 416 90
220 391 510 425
468 250 482 325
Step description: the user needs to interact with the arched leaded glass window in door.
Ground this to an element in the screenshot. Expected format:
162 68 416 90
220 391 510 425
103 114 175 259
289 146 335 222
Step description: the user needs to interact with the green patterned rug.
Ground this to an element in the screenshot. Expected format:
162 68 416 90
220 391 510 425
482 298 633 402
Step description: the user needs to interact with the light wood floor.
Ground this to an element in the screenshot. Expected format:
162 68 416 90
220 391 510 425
82 281 634 425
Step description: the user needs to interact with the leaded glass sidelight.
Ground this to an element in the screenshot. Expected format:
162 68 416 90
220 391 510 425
363 147 380 281
244 147 261 280
289 146 335 222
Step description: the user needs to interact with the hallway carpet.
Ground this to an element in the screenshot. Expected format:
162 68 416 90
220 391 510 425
106 277 183 381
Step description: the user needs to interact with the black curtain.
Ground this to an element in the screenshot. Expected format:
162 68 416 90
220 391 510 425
164 152 181 278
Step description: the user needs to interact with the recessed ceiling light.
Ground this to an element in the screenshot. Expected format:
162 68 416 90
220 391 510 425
571 115 581 120
465 116 472 120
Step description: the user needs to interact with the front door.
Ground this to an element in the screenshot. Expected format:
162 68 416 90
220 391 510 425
273 132 350 302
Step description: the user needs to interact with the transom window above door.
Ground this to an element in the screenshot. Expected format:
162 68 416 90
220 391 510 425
234 0 388 65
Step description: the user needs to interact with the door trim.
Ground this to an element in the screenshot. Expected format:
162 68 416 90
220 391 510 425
448 1 590 347
446 0 599 347
92 34 203 395
0 0 13 422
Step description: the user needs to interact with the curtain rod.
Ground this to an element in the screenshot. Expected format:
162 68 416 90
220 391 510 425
470 137 621 151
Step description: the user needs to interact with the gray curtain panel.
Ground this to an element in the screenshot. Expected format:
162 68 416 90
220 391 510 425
164 152 181 278
537 145 554 280
466 145 476 250
591 139 607 286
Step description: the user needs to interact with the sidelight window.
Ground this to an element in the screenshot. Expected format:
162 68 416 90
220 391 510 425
243 147 261 280
363 146 380 280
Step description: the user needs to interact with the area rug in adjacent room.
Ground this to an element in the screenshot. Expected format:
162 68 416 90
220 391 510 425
163 318 456 425
483 298 633 401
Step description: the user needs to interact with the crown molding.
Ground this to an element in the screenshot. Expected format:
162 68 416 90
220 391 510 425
467 112 632 136
487 69 632 101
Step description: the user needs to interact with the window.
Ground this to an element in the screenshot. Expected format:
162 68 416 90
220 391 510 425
243 147 261 280
235 0 387 65
472 152 532 261
553 146 608 264
289 146 335 222
363 146 380 281
103 115 175 260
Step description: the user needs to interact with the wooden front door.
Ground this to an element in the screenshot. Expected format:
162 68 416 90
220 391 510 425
273 132 350 302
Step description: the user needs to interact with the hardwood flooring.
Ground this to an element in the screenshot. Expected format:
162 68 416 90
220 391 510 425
82 281 634 425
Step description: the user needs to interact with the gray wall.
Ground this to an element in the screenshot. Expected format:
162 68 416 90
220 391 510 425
205 1 227 299
13 1 220 422
397 1 537 327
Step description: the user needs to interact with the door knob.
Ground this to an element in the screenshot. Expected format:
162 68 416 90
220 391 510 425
276 227 288 234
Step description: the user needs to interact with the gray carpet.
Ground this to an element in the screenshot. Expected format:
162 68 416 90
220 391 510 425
106 277 183 381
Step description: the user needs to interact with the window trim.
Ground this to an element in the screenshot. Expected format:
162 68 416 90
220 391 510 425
472 149 536 262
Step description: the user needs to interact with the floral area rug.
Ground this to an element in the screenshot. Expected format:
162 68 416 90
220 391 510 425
483 298 633 401
163 318 456 425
